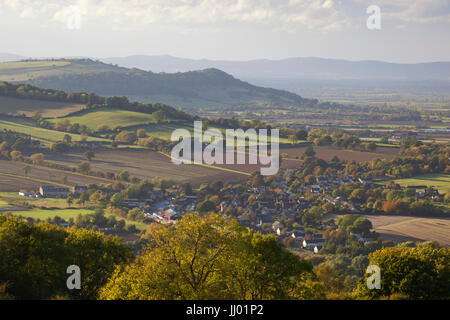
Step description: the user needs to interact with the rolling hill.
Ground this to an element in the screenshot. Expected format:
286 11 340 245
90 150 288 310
102 55 450 81
0 59 309 109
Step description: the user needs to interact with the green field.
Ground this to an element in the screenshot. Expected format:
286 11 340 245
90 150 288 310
11 208 147 231
0 119 108 142
393 174 450 193
12 208 95 220
0 192 76 208
47 108 157 130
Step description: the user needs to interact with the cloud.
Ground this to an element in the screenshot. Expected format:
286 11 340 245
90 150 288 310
353 0 450 23
2 0 350 31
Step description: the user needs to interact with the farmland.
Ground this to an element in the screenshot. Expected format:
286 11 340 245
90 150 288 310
392 174 450 193
0 160 114 192
364 215 450 246
44 149 250 186
47 108 157 130
8 208 147 231
280 145 400 162
0 119 108 143
0 96 85 117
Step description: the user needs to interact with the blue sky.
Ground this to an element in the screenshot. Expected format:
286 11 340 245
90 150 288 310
0 0 449 63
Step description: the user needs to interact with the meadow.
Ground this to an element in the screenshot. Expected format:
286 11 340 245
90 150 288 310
392 174 450 193
9 208 147 231
47 108 157 130
0 119 108 143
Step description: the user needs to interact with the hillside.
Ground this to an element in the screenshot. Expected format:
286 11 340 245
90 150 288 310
101 55 450 105
0 59 309 108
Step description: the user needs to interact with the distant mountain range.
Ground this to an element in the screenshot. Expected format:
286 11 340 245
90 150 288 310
101 55 450 81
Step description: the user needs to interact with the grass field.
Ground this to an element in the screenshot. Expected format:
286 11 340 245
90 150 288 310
10 208 147 231
364 215 450 245
47 108 157 130
392 174 450 193
0 192 82 209
0 119 108 142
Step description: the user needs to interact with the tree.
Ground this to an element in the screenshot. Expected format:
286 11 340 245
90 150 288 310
30 153 45 165
354 243 450 299
302 146 315 159
84 151 95 162
99 213 318 300
114 131 137 144
78 161 91 175
23 165 31 176
0 216 132 299
295 129 308 141
63 134 72 144
197 200 216 213
110 193 124 207
67 192 74 206
50 141 69 153
136 129 147 138
10 150 23 161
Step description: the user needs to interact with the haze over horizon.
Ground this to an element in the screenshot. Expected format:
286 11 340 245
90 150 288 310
0 0 449 64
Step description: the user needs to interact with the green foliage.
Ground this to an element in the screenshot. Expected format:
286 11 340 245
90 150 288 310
0 215 132 299
353 243 450 299
99 213 319 300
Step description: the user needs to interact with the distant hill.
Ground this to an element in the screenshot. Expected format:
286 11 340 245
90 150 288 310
102 55 450 81
101 55 450 105
0 59 310 108
0 53 25 63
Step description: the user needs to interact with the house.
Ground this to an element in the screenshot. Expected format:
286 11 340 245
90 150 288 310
39 186 70 198
272 221 284 232
162 208 180 220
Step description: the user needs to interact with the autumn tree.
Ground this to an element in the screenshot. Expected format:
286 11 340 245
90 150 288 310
99 213 321 300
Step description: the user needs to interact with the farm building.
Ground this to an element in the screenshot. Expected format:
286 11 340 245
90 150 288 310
39 186 70 198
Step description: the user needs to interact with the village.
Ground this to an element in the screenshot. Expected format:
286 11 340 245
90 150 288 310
12 165 444 255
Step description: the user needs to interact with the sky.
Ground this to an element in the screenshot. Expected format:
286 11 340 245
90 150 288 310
0 0 449 63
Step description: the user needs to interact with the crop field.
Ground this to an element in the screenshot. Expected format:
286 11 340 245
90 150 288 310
47 108 156 130
280 145 399 162
0 96 85 117
392 174 450 193
364 215 450 246
0 119 108 143
0 160 114 192
45 149 250 186
0 172 47 192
